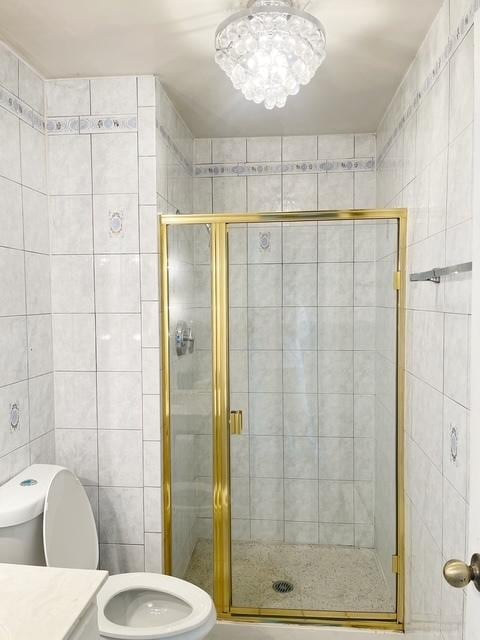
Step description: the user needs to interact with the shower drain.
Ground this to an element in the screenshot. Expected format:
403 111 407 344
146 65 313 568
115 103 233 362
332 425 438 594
272 580 294 594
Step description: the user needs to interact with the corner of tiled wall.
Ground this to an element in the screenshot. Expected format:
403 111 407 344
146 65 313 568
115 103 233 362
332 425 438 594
45 73 194 576
376 0 474 636
46 74 145 574
0 40 55 484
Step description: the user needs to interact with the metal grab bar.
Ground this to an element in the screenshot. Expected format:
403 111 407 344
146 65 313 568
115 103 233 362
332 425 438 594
409 261 472 284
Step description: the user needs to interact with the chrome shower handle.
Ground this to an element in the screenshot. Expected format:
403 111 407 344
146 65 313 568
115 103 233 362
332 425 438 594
175 322 195 356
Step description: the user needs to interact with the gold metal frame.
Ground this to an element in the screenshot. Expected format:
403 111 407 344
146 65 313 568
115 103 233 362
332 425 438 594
159 209 407 632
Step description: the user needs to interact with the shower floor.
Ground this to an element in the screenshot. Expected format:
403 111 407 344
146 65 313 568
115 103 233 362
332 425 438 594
184 539 395 613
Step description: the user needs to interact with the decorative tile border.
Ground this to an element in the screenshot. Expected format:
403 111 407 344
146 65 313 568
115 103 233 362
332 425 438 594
80 114 137 134
377 0 477 166
0 83 45 133
46 114 137 135
46 117 79 134
194 157 375 177
31 110 45 132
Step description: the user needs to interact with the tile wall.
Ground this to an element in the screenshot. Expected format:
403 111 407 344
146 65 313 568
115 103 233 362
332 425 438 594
192 135 381 549
376 0 474 636
0 42 55 484
229 218 384 549
46 75 193 574
193 134 375 214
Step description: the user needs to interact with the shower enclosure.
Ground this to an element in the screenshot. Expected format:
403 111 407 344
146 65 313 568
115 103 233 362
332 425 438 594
160 209 406 630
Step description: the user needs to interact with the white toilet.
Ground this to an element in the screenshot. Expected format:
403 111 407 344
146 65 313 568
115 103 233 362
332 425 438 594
0 464 216 640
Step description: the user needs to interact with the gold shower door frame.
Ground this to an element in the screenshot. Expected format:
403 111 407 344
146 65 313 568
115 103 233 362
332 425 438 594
159 209 407 631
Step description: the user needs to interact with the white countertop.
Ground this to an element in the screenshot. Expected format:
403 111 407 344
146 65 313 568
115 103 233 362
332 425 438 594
0 563 108 640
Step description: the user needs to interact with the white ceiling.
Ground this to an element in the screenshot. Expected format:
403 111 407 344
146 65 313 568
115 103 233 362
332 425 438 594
0 0 442 137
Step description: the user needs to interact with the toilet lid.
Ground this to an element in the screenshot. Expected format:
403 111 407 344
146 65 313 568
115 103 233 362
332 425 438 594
43 468 99 570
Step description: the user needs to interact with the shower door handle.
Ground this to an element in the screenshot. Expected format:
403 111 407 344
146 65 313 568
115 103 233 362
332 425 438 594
443 554 480 591
230 410 243 435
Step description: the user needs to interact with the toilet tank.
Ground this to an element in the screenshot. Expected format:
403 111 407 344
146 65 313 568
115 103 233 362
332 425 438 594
0 464 65 566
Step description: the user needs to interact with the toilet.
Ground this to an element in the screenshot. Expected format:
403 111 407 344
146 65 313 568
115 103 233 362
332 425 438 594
0 464 216 640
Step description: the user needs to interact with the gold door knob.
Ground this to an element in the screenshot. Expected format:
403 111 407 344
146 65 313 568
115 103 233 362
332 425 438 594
443 554 480 591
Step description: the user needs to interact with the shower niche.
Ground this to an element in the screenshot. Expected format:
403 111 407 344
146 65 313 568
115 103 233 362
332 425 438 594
160 209 406 630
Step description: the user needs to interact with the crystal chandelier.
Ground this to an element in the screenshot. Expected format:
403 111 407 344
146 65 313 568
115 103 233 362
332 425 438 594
215 0 326 110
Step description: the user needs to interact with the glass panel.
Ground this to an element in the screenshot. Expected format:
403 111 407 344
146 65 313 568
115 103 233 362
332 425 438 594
167 224 213 597
228 219 399 614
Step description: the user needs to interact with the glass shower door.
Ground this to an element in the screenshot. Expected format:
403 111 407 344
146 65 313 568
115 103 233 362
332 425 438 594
227 218 400 616
160 209 405 628
163 223 214 596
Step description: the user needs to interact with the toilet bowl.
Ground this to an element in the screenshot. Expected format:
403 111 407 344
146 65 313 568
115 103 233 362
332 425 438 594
0 465 216 640
97 573 216 640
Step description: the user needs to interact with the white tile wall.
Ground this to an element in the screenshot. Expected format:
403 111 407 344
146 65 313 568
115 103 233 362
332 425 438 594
0 44 19 94
376 0 474 635
48 135 92 195
0 42 55 479
193 141 379 548
90 77 137 115
46 78 90 116
0 108 21 182
45 74 193 574
0 58 195 571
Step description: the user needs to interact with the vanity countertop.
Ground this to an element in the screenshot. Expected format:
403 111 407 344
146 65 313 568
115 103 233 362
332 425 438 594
0 562 108 640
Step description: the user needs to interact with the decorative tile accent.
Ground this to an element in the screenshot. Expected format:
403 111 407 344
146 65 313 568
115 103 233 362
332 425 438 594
109 211 124 235
330 158 375 172
194 157 374 177
80 114 137 134
31 111 46 132
46 114 137 136
377 0 477 166
259 232 271 251
9 402 20 431
0 84 45 132
450 425 458 464
46 117 80 135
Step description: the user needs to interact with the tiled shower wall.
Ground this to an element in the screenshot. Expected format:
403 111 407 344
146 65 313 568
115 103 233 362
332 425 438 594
192 135 379 548
376 0 474 637
0 43 55 484
46 75 193 574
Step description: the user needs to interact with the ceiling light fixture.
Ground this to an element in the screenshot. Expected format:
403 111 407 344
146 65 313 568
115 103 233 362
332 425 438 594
215 0 326 110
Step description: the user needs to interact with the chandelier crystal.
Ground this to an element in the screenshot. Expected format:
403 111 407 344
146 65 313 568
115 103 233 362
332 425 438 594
215 0 326 110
